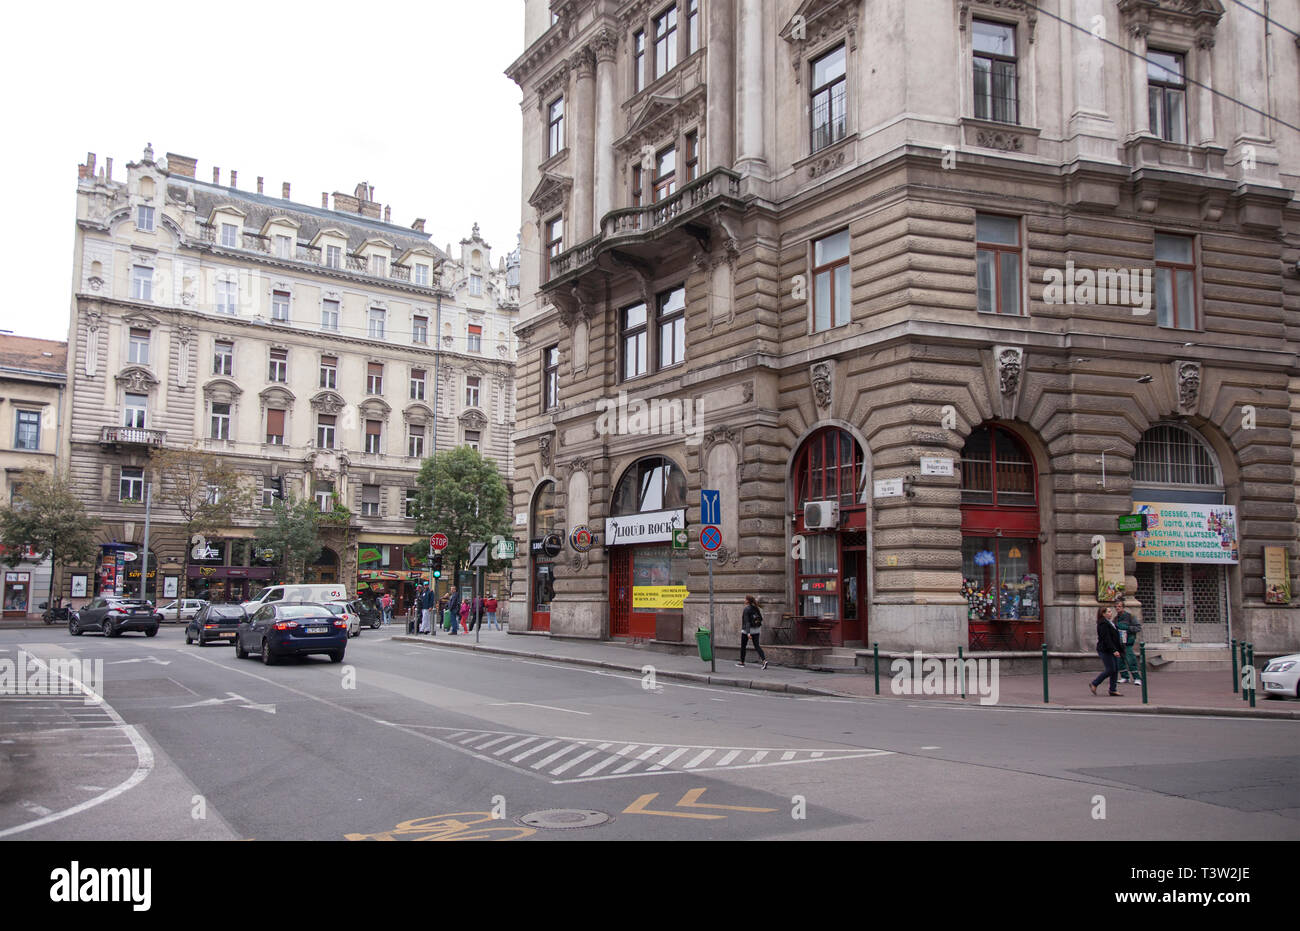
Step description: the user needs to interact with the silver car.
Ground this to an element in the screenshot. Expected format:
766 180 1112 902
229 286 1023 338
159 599 208 621
322 602 361 638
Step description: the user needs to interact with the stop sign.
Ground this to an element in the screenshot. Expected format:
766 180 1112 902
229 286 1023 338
430 533 449 551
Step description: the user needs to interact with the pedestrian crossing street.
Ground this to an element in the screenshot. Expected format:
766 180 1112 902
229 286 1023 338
429 727 892 783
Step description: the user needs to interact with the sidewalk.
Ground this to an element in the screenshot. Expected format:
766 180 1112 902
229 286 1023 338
390 626 1300 720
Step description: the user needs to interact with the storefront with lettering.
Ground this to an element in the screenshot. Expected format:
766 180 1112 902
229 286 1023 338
357 541 428 615
529 480 560 631
3 571 31 617
1130 424 1234 644
605 457 688 641
186 538 279 603
95 543 160 600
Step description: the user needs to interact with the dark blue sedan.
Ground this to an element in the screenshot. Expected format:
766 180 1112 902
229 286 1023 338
234 603 347 665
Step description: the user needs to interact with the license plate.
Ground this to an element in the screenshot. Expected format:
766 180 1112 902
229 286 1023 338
306 627 328 634
219 632 235 638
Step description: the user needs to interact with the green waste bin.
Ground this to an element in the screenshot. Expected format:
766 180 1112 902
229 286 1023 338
695 627 713 662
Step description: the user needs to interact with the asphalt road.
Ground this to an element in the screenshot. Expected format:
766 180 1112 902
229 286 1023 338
2 625 1298 841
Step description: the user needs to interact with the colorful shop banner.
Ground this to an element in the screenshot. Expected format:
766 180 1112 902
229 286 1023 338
1131 502 1239 564
632 585 689 610
1095 541 1126 601
357 546 382 565
1264 546 1291 604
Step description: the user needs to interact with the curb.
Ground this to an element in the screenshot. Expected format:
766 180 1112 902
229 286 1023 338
389 636 1300 717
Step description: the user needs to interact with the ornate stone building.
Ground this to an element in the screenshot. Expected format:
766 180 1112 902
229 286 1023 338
64 145 516 611
506 0 1300 664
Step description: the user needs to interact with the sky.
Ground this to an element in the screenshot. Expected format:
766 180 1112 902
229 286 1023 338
0 0 526 342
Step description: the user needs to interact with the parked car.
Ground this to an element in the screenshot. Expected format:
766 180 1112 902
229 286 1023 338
240 584 348 613
347 598 384 630
185 603 248 646
234 603 347 665
159 599 207 622
69 597 160 638
321 602 360 638
1261 653 1300 699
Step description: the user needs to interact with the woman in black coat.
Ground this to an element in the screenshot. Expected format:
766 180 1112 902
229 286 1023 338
1089 605 1125 696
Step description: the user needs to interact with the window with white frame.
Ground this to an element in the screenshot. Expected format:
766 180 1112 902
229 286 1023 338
314 480 334 510
124 393 147 429
414 264 430 286
210 402 231 440
325 244 341 268
319 355 337 389
137 205 155 232
465 376 481 408
321 298 340 331
119 467 144 501
468 324 482 353
128 328 150 365
371 254 387 277
408 423 425 458
469 275 483 296
268 348 288 382
361 484 381 517
216 278 238 315
463 429 480 452
131 266 153 302
367 363 384 395
365 420 383 455
404 488 419 518
412 315 428 344
317 415 336 449
410 369 426 401
973 19 1019 125
271 290 290 322
213 340 233 376
274 234 293 259
368 307 386 339
220 223 238 247
265 408 286 446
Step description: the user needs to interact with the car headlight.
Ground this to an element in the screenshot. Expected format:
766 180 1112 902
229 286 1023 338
1265 661 1296 673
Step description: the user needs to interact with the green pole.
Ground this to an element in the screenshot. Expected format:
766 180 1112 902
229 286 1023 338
1248 643 1256 708
958 645 966 700
1231 638 1238 693
873 642 879 695
1041 644 1049 704
1242 640 1250 702
1139 642 1149 705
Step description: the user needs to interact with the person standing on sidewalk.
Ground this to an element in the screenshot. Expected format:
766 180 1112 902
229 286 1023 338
381 591 392 626
1089 605 1124 696
736 595 768 669
484 592 499 630
447 587 461 636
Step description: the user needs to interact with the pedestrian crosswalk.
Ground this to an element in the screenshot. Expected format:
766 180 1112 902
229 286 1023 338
431 727 891 783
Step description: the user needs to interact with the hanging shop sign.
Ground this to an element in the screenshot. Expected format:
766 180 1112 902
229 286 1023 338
1264 546 1291 604
1131 502 1239 564
569 525 594 553
1095 541 1126 601
604 509 685 546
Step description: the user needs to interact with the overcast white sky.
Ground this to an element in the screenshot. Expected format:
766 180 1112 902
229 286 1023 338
0 0 525 342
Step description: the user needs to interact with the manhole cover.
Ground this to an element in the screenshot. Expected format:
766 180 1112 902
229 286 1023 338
518 809 610 830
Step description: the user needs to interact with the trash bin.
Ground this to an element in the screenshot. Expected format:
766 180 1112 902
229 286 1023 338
695 627 712 662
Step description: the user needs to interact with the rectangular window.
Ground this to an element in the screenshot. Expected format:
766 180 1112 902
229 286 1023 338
119 467 144 502
654 5 678 78
812 230 851 331
687 0 700 53
975 214 1022 316
464 429 480 452
321 298 340 331
545 216 564 281
128 328 150 364
685 131 699 182
314 480 334 510
220 223 238 247
657 285 686 369
361 484 381 517
371 254 387 277
367 362 384 395
408 424 425 459
14 411 39 450
1155 233 1196 329
404 488 419 518
973 19 1019 124
131 266 153 302
412 314 428 344
469 274 483 296
124 393 147 429
266 408 286 445
274 234 293 259
634 29 646 91
210 402 231 440
465 376 481 408
271 290 290 322
548 97 565 157
468 324 482 353
268 348 287 382
137 205 155 232
410 368 426 400
365 420 383 455
810 44 847 153
414 264 429 286
1148 49 1187 144
261 479 276 509
325 244 341 268
213 340 233 376
319 355 337 389
654 146 676 201
368 308 386 339
317 415 336 450
632 164 644 208
216 278 238 315
543 345 559 412
622 302 648 379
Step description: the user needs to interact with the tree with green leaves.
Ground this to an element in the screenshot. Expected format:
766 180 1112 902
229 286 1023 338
150 445 251 619
255 495 322 585
413 446 510 581
0 469 101 609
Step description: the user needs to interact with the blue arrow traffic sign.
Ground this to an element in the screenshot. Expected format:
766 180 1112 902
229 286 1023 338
700 525 722 552
701 489 721 526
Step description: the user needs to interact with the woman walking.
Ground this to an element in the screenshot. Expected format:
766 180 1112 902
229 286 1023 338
1089 605 1125 696
736 595 768 669
459 598 471 633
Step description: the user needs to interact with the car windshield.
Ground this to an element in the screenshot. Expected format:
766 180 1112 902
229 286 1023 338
210 606 246 619
278 605 331 619
321 604 345 615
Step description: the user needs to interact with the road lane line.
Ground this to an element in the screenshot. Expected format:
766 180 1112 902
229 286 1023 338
715 749 742 766
531 743 586 770
475 735 514 751
579 745 639 777
614 745 664 774
495 737 538 756
647 747 690 771
683 748 715 769
748 751 768 763
781 751 796 761
550 749 600 775
511 739 558 763
489 702 591 715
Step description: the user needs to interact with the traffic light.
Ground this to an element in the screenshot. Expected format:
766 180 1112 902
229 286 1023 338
431 552 443 579
270 475 285 500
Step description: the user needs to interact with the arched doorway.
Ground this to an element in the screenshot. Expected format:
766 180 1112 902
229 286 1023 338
959 423 1043 650
305 547 339 584
607 456 688 640
529 481 558 631
791 427 868 645
1131 423 1233 644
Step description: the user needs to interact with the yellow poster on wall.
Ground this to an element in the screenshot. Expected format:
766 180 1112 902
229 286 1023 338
1096 541 1125 601
632 585 689 610
1264 547 1291 604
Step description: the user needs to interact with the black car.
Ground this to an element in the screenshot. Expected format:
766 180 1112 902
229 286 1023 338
69 597 161 637
234 602 347 665
185 603 248 646
348 599 384 630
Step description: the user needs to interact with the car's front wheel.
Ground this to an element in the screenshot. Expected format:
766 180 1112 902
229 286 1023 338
69 620 81 636
261 640 276 665
101 620 112 638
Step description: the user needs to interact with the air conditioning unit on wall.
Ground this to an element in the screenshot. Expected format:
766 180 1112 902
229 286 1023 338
803 500 839 530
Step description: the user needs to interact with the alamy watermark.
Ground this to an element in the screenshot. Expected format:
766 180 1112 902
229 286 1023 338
891 651 1000 705
0 650 103 704
1043 261 1152 314
594 390 705 445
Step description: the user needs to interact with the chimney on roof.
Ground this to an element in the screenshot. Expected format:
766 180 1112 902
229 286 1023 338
230 170 237 189
384 205 391 222
322 192 329 208
411 218 425 232
79 152 97 180
105 158 113 181
332 191 359 213
213 166 220 184
257 176 264 194
354 182 369 201
166 153 196 178
282 182 291 199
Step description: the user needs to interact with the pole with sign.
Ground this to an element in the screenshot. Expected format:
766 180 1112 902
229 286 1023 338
469 542 489 643
700 491 722 673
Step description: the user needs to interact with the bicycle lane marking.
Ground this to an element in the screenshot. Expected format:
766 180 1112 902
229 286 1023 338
345 812 536 842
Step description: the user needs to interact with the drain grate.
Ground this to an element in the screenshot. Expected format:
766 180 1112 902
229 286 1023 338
518 809 610 830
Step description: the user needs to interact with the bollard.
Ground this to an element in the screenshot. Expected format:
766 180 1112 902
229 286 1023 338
1041 644 1049 704
873 642 880 695
958 645 966 700
1248 643 1256 708
1231 638 1238 693
1139 642 1149 705
1242 640 1250 702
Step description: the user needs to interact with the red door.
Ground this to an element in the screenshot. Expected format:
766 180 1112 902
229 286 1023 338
610 548 631 637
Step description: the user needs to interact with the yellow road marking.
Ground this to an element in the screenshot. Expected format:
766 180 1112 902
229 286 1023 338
675 787 777 813
623 792 724 820
345 811 536 841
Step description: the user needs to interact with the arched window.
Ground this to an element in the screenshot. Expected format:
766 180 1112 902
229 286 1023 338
960 424 1036 507
529 481 558 631
531 480 557 534
1133 423 1221 487
611 456 686 516
793 427 864 510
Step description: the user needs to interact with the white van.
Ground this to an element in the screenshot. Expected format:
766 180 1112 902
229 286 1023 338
241 584 349 612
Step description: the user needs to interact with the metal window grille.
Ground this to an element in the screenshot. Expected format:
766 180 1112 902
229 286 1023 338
1132 424 1220 486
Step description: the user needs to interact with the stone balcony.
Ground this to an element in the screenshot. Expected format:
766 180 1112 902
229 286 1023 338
99 426 166 448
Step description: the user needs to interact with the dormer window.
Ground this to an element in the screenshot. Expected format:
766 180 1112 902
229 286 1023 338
274 234 293 259
220 223 238 247
414 263 430 286
371 254 387 277
325 244 341 268
136 205 155 232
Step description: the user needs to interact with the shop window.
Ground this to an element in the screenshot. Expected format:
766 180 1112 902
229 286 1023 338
960 424 1036 507
794 427 865 511
961 537 1041 621
611 456 687 515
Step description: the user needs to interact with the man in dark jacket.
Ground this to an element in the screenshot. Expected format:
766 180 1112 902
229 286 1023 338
1089 605 1125 696
447 587 461 636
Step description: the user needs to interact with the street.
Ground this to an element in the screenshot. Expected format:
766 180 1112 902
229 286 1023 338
2 625 1298 842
